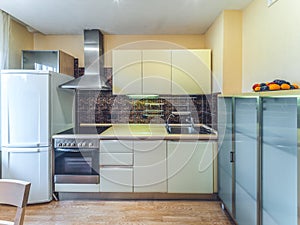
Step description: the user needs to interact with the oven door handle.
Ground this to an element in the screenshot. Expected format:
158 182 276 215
55 148 84 153
55 148 96 153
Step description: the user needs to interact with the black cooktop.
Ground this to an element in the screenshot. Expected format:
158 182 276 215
57 126 111 135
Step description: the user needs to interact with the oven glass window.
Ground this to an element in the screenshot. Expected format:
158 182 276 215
64 157 93 174
55 151 98 175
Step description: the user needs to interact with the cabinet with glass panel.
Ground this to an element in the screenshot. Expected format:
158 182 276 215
218 91 300 225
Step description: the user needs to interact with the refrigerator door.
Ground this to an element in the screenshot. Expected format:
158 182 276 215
1 71 49 147
1 147 52 204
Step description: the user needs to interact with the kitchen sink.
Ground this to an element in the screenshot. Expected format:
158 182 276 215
166 125 216 135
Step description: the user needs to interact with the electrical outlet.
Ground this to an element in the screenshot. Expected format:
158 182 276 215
267 0 279 7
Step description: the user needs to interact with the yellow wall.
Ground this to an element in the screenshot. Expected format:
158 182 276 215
34 33 84 67
205 10 242 94
9 19 34 69
33 34 204 68
242 0 300 92
223 11 242 94
205 13 224 93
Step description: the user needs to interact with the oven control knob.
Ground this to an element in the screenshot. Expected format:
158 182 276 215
77 142 82 147
58 143 62 147
63 143 67 146
67 143 71 147
82 142 86 147
72 143 76 147
89 142 94 147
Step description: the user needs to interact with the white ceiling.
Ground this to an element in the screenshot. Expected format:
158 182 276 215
0 0 253 35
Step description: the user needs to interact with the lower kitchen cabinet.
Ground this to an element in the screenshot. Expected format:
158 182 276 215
134 140 167 192
100 167 133 192
218 94 300 225
167 141 213 193
100 139 215 194
99 140 133 192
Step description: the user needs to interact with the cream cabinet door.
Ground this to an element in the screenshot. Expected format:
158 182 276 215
134 140 167 192
112 50 142 94
167 141 213 193
99 140 133 192
142 50 172 94
172 49 211 95
100 140 133 153
100 167 133 192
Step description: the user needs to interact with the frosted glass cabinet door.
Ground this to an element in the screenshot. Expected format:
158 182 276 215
217 97 234 215
234 98 258 225
261 97 297 225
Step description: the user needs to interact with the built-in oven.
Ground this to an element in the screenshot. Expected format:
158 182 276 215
53 138 99 184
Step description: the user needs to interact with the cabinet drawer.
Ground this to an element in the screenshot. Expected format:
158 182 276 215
100 140 133 153
100 153 133 166
100 167 133 192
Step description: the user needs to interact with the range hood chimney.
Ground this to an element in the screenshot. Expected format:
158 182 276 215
60 29 111 90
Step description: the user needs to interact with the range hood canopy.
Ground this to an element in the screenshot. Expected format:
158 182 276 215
60 29 111 90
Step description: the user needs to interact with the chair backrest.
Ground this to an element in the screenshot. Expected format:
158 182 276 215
0 179 31 225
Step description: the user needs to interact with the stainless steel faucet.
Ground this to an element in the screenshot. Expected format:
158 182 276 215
166 113 175 128
186 116 195 128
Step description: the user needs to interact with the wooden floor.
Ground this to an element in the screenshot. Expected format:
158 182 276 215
1 200 234 225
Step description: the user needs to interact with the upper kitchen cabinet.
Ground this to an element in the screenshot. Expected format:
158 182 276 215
172 49 211 95
142 50 172 94
112 49 211 95
112 50 142 94
22 50 75 76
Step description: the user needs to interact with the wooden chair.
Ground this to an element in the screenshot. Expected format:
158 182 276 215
0 179 31 225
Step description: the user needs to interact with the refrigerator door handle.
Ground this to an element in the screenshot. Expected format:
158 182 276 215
4 148 41 153
4 143 43 148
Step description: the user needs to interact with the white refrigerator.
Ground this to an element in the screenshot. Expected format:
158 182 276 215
1 70 74 203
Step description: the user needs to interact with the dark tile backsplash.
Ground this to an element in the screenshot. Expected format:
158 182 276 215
76 91 218 129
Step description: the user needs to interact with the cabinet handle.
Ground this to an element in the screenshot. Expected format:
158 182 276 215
230 151 234 163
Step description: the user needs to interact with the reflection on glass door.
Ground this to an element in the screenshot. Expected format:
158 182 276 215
235 97 258 225
262 97 297 225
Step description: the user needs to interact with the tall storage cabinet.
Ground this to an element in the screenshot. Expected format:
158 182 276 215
218 92 300 225
261 97 297 225
234 97 258 225
217 97 234 215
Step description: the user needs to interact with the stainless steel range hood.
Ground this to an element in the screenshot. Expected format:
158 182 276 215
60 29 111 90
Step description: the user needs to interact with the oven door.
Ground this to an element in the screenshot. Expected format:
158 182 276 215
54 148 99 184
